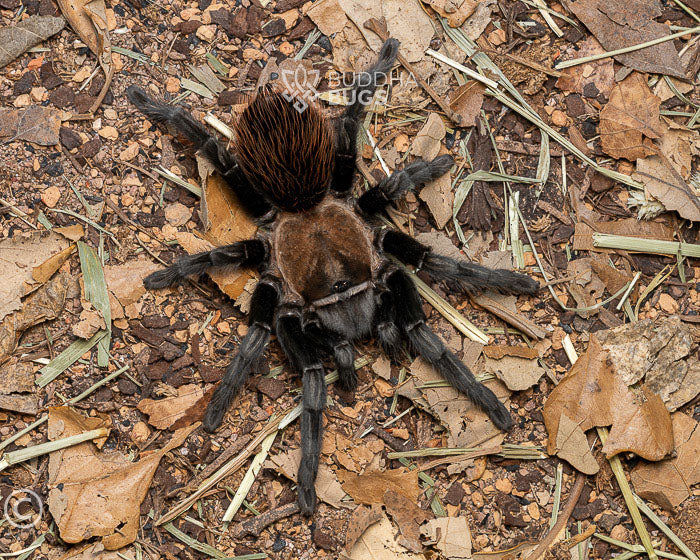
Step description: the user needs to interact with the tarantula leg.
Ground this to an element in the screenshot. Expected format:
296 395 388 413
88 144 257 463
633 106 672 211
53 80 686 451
379 230 540 296
203 278 279 431
357 155 454 216
332 341 357 392
143 239 268 289
276 309 327 515
126 86 272 218
331 39 399 194
375 288 402 359
385 269 514 430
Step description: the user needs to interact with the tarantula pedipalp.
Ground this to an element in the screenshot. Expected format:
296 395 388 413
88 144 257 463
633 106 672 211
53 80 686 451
128 39 539 516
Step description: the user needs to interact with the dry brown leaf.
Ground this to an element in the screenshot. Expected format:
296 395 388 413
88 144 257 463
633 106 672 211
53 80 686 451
551 414 599 475
0 360 38 415
543 335 673 463
72 304 106 339
632 155 700 222
572 219 673 252
339 468 421 505
103 257 160 317
47 406 196 549
596 316 700 411
599 72 662 161
384 490 432 553
345 504 384 552
561 0 688 79
0 15 65 68
421 516 472 559
55 0 102 54
483 355 545 392
590 257 634 297
137 384 212 430
567 258 605 318
196 155 257 299
398 356 508 447
266 449 346 508
58 543 135 560
347 513 427 559
658 119 695 180
410 113 445 161
555 36 614 96
0 269 71 367
0 106 62 146
631 412 700 510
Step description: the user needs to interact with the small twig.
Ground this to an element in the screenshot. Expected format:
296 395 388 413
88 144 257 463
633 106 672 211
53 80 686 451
229 502 300 538
524 473 586 560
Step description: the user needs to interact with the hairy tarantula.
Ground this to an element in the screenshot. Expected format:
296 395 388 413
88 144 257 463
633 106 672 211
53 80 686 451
128 39 539 515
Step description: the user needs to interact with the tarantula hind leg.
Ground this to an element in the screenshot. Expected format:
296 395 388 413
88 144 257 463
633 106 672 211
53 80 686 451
357 155 455 215
276 309 327 515
143 239 268 289
386 268 514 430
203 278 279 431
380 230 540 296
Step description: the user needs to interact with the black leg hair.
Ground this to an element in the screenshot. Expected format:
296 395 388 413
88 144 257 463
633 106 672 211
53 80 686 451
276 309 327 515
203 277 280 431
357 155 454 216
126 86 272 219
331 39 399 194
304 320 358 392
143 239 269 289
375 288 403 358
379 230 540 296
385 269 514 430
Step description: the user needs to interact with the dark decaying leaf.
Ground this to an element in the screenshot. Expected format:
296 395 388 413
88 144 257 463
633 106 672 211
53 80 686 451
0 105 62 146
0 15 65 68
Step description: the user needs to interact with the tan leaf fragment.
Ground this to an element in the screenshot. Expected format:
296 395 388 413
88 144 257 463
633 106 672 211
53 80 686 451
339 468 421 505
137 384 211 430
266 449 346 508
631 412 700 510
347 513 427 560
543 335 673 463
47 406 196 549
572 219 673 252
410 113 445 161
58 542 135 560
567 258 605 318
632 155 700 223
0 358 39 415
0 15 65 68
384 490 432 553
344 504 384 553
0 230 72 322
483 355 545 392
55 0 103 54
0 269 71 367
551 414 599 475
425 0 478 27
103 257 160 318
398 356 508 447
0 106 62 146
596 316 700 411
72 303 106 339
306 0 348 35
599 72 662 161
555 36 614 97
483 346 538 360
421 516 472 559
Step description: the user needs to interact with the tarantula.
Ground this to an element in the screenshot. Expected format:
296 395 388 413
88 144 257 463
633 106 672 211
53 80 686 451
128 39 539 515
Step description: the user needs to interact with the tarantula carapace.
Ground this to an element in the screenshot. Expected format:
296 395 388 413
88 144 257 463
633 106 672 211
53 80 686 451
128 39 539 515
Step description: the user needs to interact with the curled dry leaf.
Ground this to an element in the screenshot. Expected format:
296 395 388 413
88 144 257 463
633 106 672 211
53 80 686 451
47 406 197 549
0 106 63 146
55 0 103 55
0 268 71 367
567 258 605 318
345 504 384 553
137 384 213 430
447 82 485 127
384 490 432 553
483 354 545 392
599 72 662 161
632 155 700 223
543 335 673 466
0 15 65 68
551 414 599 475
103 257 160 320
631 412 700 510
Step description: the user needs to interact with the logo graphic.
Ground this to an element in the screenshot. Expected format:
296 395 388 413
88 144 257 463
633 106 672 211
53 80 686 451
278 64 321 114
3 488 43 529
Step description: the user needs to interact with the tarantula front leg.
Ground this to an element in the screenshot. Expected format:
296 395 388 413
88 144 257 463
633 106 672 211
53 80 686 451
379 230 540 296
384 268 514 430
203 277 280 431
143 239 268 289
357 155 455 215
126 86 272 218
276 308 327 515
331 39 399 194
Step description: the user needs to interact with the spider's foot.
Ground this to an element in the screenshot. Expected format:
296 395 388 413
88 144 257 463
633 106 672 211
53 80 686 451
203 389 228 432
297 485 317 516
489 270 540 296
143 267 182 289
